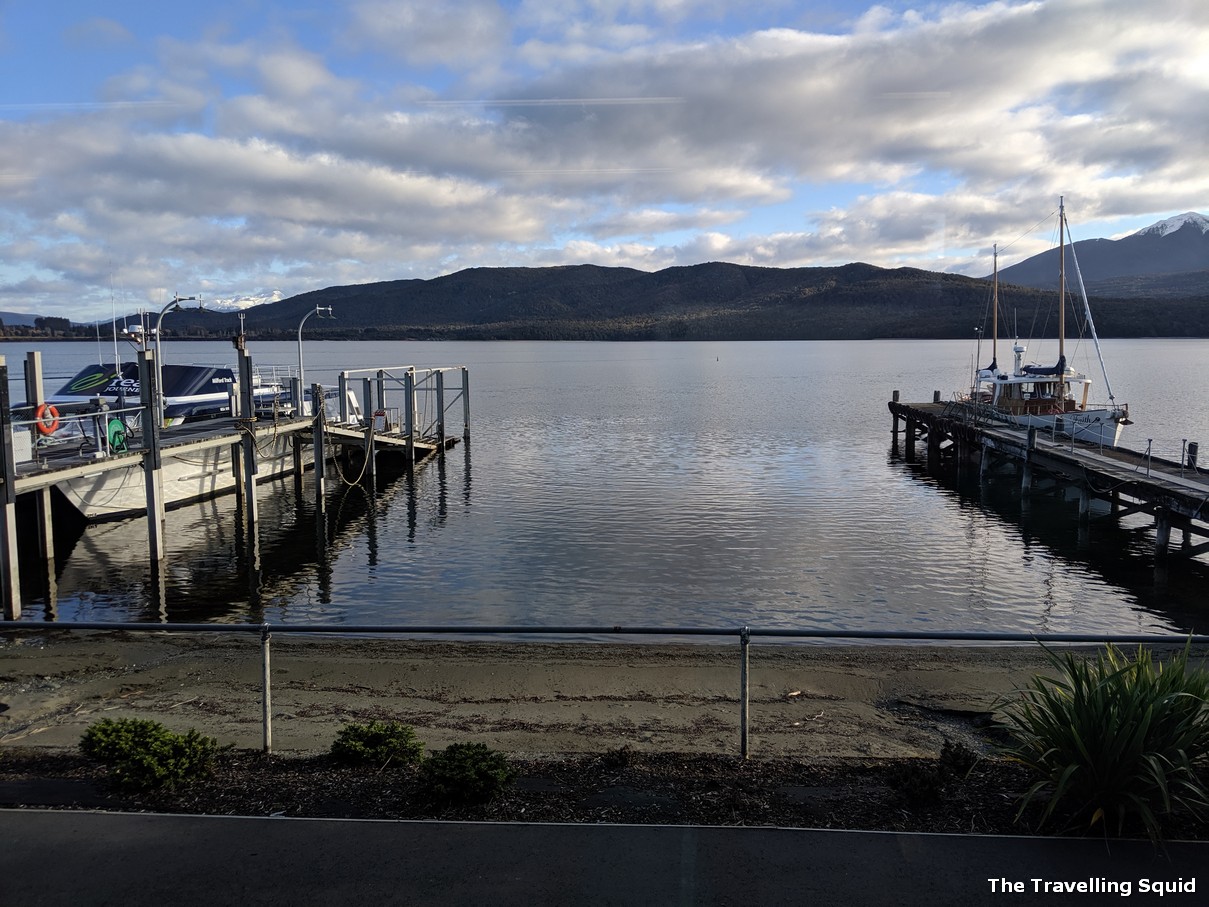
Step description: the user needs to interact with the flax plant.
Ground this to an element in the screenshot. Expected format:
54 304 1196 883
997 643 1209 840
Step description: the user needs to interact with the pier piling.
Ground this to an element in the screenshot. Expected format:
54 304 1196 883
0 357 20 619
889 396 1209 562
139 351 167 563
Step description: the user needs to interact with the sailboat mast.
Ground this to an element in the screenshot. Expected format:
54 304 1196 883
991 243 999 368
1058 196 1066 362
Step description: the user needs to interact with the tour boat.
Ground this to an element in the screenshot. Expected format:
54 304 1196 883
17 349 316 522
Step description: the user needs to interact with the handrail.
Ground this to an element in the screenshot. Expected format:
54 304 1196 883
6 621 1205 759
6 620 1208 644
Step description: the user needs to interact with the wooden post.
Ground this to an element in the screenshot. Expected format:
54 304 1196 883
364 420 376 484
905 418 916 460
24 353 56 591
338 371 349 424
461 367 471 441
139 351 166 563
290 377 304 496
404 368 416 464
1021 427 1036 493
237 348 259 533
1155 511 1171 558
435 369 446 452
312 382 327 515
0 357 20 619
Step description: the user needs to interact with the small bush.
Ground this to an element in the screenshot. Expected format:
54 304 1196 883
889 740 981 809
420 742 516 806
331 721 424 767
80 718 221 791
997 643 1209 839
890 759 947 809
939 739 979 778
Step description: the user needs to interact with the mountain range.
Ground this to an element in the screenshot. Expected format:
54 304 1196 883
994 212 1209 299
20 211 1209 341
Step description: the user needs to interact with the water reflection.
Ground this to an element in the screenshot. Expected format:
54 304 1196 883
893 449 1209 636
20 447 470 624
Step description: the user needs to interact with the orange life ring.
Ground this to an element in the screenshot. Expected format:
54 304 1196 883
35 403 60 435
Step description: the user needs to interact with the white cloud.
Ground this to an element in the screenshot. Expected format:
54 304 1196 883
1 0 1207 318
346 0 511 68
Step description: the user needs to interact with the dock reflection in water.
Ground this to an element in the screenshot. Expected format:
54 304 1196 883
894 454 1209 638
20 444 471 624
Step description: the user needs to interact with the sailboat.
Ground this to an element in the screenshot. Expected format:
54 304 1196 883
962 198 1130 447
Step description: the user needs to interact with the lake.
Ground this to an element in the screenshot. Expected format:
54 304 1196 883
7 337 1209 635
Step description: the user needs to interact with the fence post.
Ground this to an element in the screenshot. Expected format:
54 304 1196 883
739 626 750 759
261 624 273 754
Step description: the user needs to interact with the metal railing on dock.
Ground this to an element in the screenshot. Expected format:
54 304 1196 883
5 620 1207 759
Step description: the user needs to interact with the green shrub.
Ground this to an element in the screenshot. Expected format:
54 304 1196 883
331 721 424 767
889 740 980 809
996 643 1209 839
80 718 221 791
420 742 516 806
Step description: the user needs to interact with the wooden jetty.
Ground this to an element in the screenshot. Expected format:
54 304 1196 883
0 350 468 620
889 392 1209 560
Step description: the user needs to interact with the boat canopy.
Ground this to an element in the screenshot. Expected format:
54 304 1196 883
50 362 236 401
1020 355 1066 377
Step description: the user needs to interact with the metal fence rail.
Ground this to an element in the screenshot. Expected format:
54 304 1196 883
7 621 1209 758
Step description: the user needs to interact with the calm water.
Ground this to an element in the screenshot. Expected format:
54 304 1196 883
8 338 1209 635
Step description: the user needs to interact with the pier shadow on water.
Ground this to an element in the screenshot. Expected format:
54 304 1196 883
890 447 1209 637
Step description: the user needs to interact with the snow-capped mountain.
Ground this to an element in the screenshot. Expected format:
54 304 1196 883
203 290 284 312
996 211 1209 297
1132 212 1209 238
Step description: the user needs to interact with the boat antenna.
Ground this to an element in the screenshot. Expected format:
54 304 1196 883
110 272 121 375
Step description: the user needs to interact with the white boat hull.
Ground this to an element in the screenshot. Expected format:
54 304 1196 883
53 435 307 522
958 400 1127 448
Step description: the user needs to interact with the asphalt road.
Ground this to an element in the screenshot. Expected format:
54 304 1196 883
2 810 1205 906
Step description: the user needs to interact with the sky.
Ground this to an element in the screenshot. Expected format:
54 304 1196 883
0 0 1206 320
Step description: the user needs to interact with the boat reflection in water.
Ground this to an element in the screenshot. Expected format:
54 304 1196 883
20 443 471 624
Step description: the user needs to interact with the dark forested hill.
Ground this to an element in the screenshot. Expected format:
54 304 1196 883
147 260 1209 341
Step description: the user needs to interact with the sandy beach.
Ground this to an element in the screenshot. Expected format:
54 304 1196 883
0 630 1127 760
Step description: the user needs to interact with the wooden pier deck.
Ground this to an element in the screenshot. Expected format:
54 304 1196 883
889 398 1209 558
11 415 453 497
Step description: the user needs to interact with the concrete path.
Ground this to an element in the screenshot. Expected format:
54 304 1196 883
1 810 1204 906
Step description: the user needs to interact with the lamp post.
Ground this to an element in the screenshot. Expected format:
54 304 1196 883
155 294 198 427
297 305 333 414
